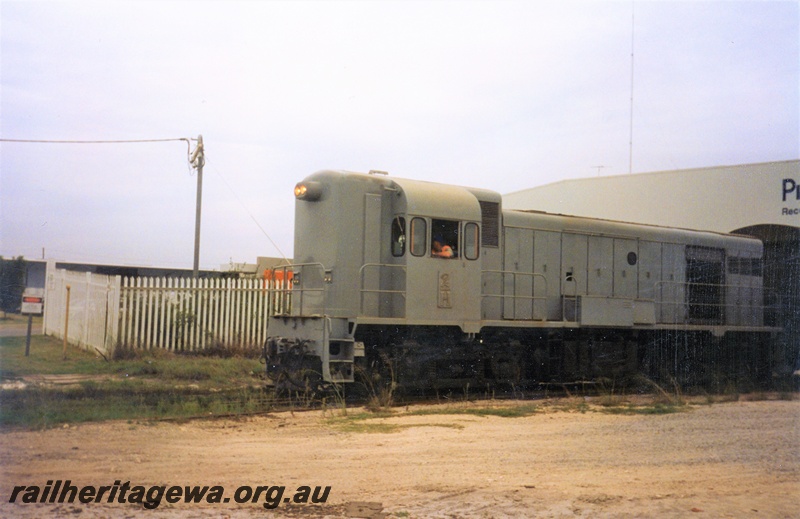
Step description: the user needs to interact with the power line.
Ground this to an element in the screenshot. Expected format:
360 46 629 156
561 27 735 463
0 137 193 144
206 159 290 264
0 137 196 161
2 136 198 172
5 135 207 271
3 135 286 266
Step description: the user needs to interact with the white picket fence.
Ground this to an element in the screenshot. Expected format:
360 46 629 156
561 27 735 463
119 276 289 352
44 267 290 356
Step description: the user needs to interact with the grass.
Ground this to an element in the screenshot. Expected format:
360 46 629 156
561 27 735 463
0 384 273 428
323 402 539 434
1 335 263 384
596 402 685 415
325 410 465 434
0 335 269 428
0 335 110 377
322 393 698 434
331 420 465 434
406 402 540 419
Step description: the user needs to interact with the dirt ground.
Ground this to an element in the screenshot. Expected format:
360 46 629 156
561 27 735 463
0 398 798 519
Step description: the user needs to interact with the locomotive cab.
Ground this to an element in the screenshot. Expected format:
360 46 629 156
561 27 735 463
376 177 487 331
266 170 497 387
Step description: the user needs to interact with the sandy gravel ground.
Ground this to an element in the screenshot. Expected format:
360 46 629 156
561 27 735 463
1 398 798 518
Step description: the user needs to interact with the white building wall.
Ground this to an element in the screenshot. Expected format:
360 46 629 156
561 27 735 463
503 160 800 233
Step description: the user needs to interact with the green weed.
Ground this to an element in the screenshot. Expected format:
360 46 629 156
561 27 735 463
328 417 464 434
0 335 270 429
597 402 686 415
406 403 539 418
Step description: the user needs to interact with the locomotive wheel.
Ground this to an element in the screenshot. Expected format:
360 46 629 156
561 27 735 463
358 347 398 406
269 345 327 400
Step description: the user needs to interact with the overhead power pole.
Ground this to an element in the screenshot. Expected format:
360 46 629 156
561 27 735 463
190 135 205 278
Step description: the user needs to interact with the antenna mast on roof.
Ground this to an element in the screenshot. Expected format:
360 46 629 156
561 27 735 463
628 2 635 176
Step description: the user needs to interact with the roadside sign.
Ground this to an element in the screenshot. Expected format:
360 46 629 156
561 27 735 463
21 288 44 315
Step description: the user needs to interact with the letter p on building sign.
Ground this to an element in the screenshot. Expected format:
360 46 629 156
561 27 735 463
21 288 44 315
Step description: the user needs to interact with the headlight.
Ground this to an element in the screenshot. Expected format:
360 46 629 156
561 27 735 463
294 181 323 201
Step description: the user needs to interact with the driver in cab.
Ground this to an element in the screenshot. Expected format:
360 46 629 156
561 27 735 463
432 239 454 258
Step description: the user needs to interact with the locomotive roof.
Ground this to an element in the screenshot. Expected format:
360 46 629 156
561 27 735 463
507 208 762 250
306 170 484 221
306 170 761 251
390 176 482 220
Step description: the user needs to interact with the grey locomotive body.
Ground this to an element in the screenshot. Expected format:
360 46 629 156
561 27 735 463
266 170 775 390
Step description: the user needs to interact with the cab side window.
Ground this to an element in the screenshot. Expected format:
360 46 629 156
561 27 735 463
391 217 406 257
410 217 427 257
431 219 459 259
463 222 479 260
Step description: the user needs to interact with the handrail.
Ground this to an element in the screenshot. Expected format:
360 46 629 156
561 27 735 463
269 262 327 316
561 277 579 322
481 270 549 321
358 263 407 316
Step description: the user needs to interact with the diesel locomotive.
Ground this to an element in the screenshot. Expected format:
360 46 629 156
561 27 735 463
265 170 781 392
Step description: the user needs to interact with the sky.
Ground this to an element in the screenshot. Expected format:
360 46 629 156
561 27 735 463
1 0 798 270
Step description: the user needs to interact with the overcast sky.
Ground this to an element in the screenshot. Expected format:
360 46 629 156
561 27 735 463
1 0 797 270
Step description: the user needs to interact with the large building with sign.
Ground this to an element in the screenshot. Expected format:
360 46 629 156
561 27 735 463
504 159 800 373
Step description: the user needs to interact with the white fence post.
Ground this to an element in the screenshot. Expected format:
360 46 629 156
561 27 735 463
81 271 91 349
105 275 121 356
